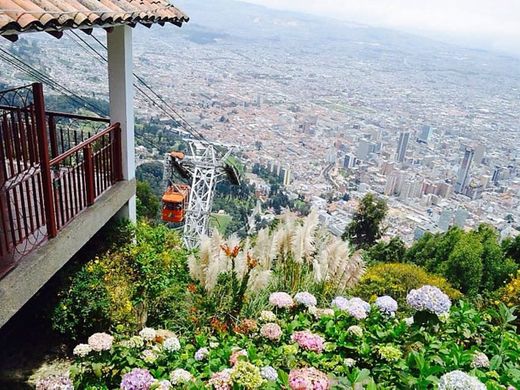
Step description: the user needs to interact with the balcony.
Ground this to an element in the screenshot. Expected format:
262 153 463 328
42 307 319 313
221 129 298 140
0 83 134 326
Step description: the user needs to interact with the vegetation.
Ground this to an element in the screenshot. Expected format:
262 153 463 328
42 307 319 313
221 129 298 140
69 292 519 389
363 237 406 264
136 181 161 220
501 270 520 308
351 263 462 307
44 210 520 389
52 223 189 340
405 225 518 296
136 162 165 199
343 193 388 249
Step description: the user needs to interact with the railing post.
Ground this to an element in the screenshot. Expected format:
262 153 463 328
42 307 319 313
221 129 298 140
112 124 123 181
48 114 58 158
84 145 95 206
33 83 57 238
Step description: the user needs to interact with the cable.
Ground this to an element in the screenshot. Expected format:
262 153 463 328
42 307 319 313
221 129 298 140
0 47 105 114
87 33 209 143
66 31 198 141
0 46 108 116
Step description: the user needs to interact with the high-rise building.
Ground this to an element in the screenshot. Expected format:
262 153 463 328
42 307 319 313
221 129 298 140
325 146 336 164
280 167 292 186
384 172 401 196
343 154 356 169
473 144 485 165
454 207 469 228
356 139 371 161
438 209 453 231
395 131 410 163
417 125 432 144
454 147 474 194
492 166 501 185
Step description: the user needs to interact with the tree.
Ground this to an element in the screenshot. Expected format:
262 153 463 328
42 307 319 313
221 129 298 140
365 236 406 264
136 180 160 220
503 235 520 265
343 193 388 249
476 225 517 292
405 227 463 272
446 233 483 296
406 224 518 295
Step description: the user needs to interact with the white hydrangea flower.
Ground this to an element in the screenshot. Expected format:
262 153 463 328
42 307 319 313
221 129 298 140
73 343 91 357
404 317 414 326
471 352 490 369
347 325 363 338
438 371 486 390
260 366 278 381
163 336 181 352
406 285 451 316
141 349 158 364
152 380 172 390
139 327 157 341
170 369 193 385
375 296 398 315
260 310 277 322
344 358 356 367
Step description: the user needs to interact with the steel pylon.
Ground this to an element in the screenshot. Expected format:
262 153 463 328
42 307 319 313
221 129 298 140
163 141 239 250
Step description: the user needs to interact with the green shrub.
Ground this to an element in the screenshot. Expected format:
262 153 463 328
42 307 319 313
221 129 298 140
52 222 189 340
351 263 463 306
405 225 518 295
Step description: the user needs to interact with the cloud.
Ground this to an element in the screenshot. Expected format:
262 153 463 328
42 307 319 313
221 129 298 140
242 0 520 55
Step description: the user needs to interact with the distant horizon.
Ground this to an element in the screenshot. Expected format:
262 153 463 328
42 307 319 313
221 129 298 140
239 0 520 58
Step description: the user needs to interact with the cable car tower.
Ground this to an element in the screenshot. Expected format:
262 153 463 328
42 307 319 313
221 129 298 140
163 140 240 249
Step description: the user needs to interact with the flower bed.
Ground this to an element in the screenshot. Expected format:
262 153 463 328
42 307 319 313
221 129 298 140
58 286 520 389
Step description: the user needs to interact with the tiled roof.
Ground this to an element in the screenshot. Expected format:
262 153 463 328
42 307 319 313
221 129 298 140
0 0 188 39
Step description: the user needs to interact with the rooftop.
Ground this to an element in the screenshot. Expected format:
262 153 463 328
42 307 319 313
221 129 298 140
0 0 188 40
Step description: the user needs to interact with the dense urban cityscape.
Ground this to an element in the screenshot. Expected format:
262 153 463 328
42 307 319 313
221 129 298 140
1 0 519 244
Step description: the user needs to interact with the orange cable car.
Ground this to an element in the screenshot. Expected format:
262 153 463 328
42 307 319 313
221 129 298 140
162 184 190 223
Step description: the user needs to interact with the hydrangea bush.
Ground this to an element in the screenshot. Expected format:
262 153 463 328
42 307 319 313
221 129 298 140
65 288 519 389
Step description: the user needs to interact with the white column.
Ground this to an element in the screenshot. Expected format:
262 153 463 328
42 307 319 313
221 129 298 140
107 25 136 221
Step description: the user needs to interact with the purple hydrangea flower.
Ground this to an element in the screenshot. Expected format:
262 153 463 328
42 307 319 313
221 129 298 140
194 347 209 361
331 296 370 319
331 296 349 311
294 292 317 307
406 285 451 315
120 368 154 390
375 295 398 315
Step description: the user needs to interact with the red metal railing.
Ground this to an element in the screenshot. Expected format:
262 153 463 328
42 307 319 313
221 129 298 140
0 83 122 277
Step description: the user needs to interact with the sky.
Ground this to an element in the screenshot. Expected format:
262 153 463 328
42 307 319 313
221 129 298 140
242 0 520 56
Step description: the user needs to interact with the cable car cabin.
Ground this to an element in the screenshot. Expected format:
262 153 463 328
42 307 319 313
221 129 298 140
162 184 190 223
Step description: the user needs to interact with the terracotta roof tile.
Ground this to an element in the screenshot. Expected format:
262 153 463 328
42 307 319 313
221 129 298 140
0 0 188 37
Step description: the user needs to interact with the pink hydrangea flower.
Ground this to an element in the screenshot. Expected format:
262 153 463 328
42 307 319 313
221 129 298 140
260 323 282 341
208 369 232 390
229 349 248 366
288 367 330 390
291 331 324 353
88 332 114 351
269 292 294 308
